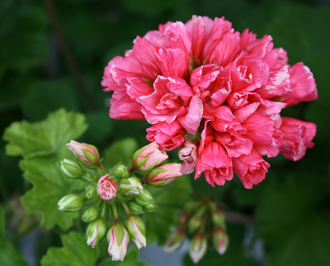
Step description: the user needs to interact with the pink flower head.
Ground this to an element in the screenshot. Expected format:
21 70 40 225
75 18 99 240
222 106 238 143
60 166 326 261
179 140 198 175
97 174 117 200
102 15 318 189
66 140 100 166
107 222 130 261
132 142 168 171
145 163 182 187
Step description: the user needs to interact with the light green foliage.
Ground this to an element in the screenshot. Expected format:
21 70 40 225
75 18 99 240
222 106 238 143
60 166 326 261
0 206 28 266
3 109 88 230
256 175 330 266
145 175 192 245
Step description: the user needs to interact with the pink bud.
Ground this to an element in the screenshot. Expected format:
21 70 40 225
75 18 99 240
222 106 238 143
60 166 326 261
132 142 168 171
97 174 117 200
212 227 229 255
179 140 198 174
145 163 182 187
66 140 100 165
189 233 207 263
107 222 130 261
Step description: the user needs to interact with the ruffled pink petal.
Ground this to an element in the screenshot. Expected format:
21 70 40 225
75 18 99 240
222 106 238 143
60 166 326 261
179 140 198 174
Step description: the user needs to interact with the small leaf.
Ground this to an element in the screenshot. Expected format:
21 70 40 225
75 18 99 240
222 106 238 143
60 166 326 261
145 175 192 245
0 206 29 266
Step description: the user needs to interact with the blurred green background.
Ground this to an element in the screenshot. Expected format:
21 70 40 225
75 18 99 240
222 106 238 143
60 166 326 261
1 0 330 265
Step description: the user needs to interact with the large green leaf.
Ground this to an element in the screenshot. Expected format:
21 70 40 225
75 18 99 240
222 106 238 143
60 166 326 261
0 206 28 266
145 175 192 245
256 174 330 266
3 109 88 229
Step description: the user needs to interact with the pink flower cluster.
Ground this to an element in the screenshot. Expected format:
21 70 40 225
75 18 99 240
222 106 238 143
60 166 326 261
102 16 317 189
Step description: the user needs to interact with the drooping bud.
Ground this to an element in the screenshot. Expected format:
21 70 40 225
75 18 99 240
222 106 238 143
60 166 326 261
113 164 129 179
178 212 189 225
132 142 168 171
145 163 182 187
125 215 146 249
58 194 85 212
66 140 100 166
96 174 117 200
212 209 225 227
128 201 144 215
212 227 229 255
134 189 154 206
82 206 98 223
164 229 186 252
86 218 107 248
119 177 143 196
189 233 207 263
107 222 130 261
179 140 198 175
60 159 82 179
188 215 202 233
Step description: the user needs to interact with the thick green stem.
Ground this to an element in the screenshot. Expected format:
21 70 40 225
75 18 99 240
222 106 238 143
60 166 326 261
121 201 131 215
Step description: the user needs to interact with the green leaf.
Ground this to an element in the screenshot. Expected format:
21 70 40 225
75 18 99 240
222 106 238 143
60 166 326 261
256 174 330 266
145 175 192 245
41 231 99 266
98 246 149 266
0 206 28 266
3 108 88 159
3 109 88 230
103 138 138 167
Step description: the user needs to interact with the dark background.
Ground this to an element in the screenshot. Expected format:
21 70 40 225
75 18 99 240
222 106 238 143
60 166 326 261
1 0 330 265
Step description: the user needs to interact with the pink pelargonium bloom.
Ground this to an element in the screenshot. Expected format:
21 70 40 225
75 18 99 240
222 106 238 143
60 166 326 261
145 163 182 187
107 222 130 261
132 142 168 171
66 140 100 166
179 140 198 175
97 174 118 200
279 117 316 161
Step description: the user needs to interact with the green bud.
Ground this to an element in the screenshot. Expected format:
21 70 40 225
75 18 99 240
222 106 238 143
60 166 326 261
85 183 99 201
86 218 107 248
128 201 144 214
81 171 96 183
143 202 157 212
134 189 154 206
188 215 202 233
82 206 98 223
114 164 129 179
58 194 85 212
212 209 225 227
119 177 143 196
60 159 82 179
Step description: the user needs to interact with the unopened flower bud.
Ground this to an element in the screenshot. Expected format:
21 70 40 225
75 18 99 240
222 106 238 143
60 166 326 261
128 201 144 215
119 177 143 196
134 189 154 206
82 206 98 223
212 209 225 227
97 174 117 200
66 140 100 166
189 233 207 263
58 194 85 212
188 215 202 233
143 202 157 212
126 215 146 249
114 164 129 179
178 212 189 225
132 142 168 171
86 218 107 248
107 222 130 261
85 183 99 201
213 227 229 255
81 171 96 183
164 229 186 252
60 159 82 179
145 163 182 187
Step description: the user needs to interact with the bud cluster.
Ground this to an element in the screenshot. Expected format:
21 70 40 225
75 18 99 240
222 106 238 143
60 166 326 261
164 196 229 264
58 140 183 261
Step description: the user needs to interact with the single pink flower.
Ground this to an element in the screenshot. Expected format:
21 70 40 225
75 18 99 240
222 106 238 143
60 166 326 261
179 140 198 175
132 142 168 171
233 149 270 189
97 174 117 200
279 117 316 161
145 163 182 187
